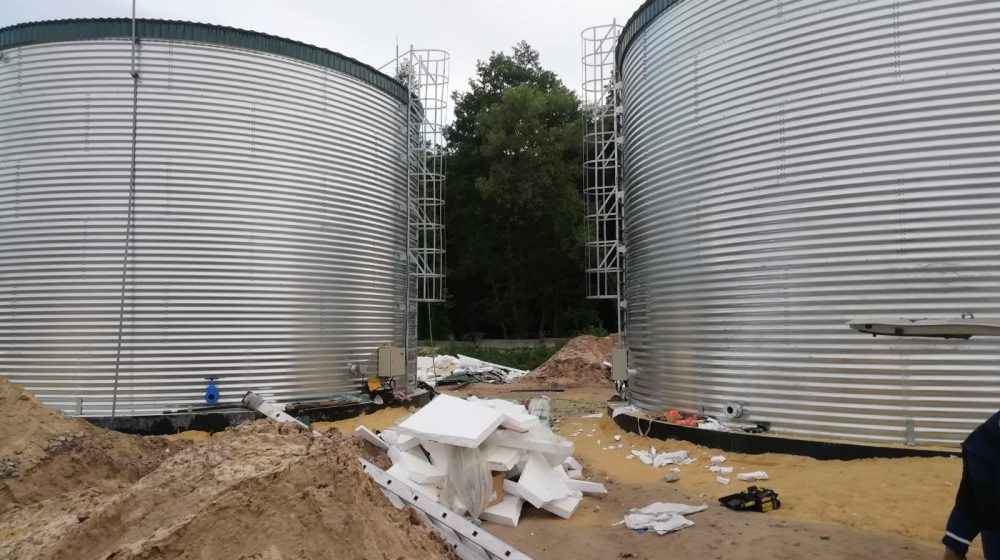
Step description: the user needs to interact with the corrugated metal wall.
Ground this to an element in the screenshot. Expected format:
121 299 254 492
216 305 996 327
620 0 1000 446
0 38 411 415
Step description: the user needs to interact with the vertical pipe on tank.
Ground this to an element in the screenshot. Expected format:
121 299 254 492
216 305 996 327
111 1 141 420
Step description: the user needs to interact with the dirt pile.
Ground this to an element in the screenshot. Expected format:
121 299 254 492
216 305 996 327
0 381 454 560
0 378 176 507
34 420 453 560
520 335 619 387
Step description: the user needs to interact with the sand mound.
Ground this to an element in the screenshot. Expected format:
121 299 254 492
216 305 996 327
520 335 618 387
0 382 454 560
0 378 176 507
35 420 454 560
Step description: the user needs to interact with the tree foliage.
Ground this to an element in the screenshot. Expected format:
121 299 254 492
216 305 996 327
437 41 597 339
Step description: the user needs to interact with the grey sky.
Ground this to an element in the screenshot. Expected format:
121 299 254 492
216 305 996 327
0 0 643 122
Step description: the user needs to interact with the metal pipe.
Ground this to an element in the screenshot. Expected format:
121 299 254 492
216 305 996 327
111 0 140 421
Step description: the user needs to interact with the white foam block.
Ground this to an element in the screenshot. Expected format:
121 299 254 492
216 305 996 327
380 429 422 451
652 454 674 468
496 424 574 464
380 428 400 445
405 446 430 461
388 446 446 485
566 479 607 495
554 463 583 481
419 439 451 473
486 445 523 472
478 399 540 432
515 452 571 508
737 471 769 481
355 425 389 450
387 463 441 502
660 450 688 462
542 490 583 519
498 411 540 433
481 494 525 528
398 394 505 448
632 450 653 465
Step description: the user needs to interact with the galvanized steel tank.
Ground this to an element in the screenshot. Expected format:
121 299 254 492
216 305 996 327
618 0 1000 446
0 19 413 415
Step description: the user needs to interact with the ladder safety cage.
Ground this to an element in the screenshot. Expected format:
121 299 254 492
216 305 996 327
401 48 449 304
581 24 623 302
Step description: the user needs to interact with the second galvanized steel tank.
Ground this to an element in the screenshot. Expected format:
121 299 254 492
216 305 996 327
0 19 412 415
619 0 1000 446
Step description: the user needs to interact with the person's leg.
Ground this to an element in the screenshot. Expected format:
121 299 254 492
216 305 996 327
944 460 982 558
980 530 999 559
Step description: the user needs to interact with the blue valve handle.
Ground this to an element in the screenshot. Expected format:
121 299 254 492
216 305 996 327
204 382 220 404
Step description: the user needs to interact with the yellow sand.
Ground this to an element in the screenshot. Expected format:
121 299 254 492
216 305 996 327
557 415 963 549
313 407 412 433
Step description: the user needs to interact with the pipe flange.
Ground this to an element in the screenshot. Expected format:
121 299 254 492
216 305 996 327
723 402 744 419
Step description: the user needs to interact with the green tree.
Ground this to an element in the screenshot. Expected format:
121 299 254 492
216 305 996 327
444 42 596 339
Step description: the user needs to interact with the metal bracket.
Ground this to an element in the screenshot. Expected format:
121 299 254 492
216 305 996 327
242 391 320 436
358 458 532 560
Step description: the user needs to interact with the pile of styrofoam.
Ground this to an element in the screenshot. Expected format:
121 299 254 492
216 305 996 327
357 394 605 528
629 447 698 468
416 355 527 386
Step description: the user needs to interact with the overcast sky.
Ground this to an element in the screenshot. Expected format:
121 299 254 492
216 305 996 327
0 0 643 122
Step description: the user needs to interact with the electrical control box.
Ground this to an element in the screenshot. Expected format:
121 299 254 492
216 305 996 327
377 345 406 379
611 347 629 381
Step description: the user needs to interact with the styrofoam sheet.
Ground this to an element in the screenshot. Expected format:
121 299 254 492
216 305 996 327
355 425 389 450
477 399 540 432
380 428 422 451
481 494 524 528
495 424 574 464
566 479 607 495
387 463 441 502
486 445 523 472
398 394 505 448
542 491 583 519
388 446 445 485
515 452 570 508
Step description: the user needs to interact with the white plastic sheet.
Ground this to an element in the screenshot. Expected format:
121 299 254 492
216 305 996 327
622 502 708 535
440 445 493 520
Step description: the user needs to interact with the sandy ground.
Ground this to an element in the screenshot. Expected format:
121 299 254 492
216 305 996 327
9 378 975 559
0 378 455 560
314 384 977 560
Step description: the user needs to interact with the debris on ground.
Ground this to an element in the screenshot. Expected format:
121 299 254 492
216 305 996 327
358 393 604 529
619 502 708 535
418 354 527 387
519 334 619 387
630 405 770 434
737 471 769 481
629 448 695 468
